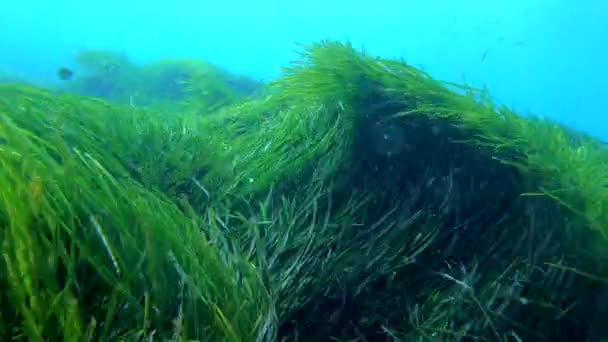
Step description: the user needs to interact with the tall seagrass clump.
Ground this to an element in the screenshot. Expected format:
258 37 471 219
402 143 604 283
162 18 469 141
198 41 608 341
0 86 272 341
0 40 607 341
64 49 263 113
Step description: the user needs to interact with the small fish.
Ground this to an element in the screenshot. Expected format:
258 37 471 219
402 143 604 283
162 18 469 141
481 49 489 62
514 40 526 46
57 67 74 80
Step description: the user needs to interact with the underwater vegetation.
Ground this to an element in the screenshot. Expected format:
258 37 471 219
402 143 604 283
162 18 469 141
0 67 49 88
61 49 264 114
1 40 608 341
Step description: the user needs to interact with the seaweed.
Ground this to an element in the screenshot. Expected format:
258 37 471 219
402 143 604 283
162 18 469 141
0 85 271 341
64 50 264 115
1 40 607 341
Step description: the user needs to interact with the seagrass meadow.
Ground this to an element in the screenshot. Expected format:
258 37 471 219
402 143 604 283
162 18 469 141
1 40 608 341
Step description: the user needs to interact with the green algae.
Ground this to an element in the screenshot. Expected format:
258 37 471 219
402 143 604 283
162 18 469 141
1 40 607 341
64 49 263 114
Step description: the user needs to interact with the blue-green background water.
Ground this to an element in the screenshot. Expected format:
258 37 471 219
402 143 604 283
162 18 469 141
1 0 606 140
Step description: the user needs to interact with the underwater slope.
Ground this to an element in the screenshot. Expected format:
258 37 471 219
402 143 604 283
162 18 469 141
0 40 607 341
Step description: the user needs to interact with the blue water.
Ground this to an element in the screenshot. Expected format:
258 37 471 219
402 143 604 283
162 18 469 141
1 0 607 140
